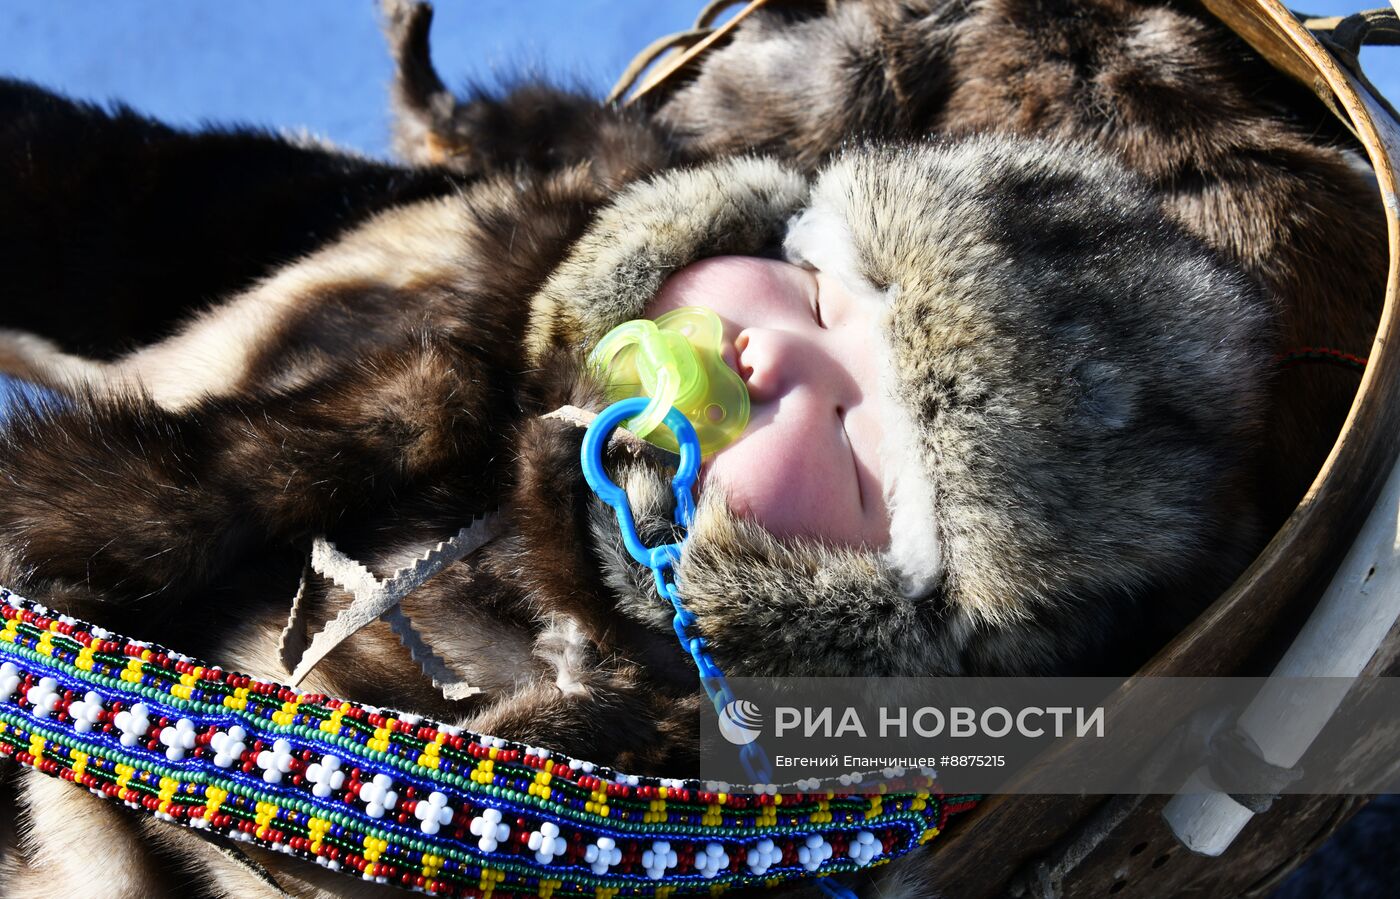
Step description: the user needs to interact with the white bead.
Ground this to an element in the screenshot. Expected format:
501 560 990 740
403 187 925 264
695 842 729 879
255 738 295 783
68 691 104 734
414 791 453 835
359 773 398 818
1 662 23 703
584 836 622 874
746 838 783 876
159 718 197 761
114 703 151 747
305 753 345 797
527 821 566 864
210 727 249 769
25 677 60 718
847 830 882 866
641 840 678 879
468 808 509 852
798 834 833 872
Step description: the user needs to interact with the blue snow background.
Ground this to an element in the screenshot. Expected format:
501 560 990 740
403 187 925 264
0 0 707 157
1 2 1397 896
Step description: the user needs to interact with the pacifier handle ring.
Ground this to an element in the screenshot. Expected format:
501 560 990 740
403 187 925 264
581 397 700 569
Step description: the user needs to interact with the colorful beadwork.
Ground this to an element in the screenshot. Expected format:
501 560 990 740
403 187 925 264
0 588 976 896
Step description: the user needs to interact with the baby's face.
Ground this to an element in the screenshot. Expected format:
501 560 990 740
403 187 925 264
645 256 891 548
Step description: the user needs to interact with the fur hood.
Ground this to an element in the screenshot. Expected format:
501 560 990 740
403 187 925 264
526 134 1272 677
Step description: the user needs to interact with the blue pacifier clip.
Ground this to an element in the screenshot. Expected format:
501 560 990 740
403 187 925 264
580 397 769 786
581 397 858 899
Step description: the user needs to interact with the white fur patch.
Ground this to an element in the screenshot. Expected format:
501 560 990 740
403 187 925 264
874 326 944 599
783 197 868 303
534 614 592 697
784 197 943 597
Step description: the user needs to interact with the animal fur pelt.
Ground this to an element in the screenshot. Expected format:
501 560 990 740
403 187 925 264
0 78 470 367
390 0 1386 525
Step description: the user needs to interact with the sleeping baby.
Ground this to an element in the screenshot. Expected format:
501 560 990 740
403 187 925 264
540 137 1271 681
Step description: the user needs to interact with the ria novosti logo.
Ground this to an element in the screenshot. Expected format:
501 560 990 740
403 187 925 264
718 699 763 745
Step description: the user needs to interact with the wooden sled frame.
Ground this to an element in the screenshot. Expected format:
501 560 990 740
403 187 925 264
617 1 1400 895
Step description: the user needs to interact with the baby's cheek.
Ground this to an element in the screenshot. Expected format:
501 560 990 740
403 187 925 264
703 428 847 543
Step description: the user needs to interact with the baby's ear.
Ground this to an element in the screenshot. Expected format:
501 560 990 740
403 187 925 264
1070 360 1138 430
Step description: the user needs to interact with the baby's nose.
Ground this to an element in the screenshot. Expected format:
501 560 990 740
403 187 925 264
733 328 793 403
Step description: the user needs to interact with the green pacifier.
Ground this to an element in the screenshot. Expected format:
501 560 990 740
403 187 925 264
588 306 750 456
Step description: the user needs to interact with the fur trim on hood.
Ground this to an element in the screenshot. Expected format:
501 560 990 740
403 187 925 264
531 134 1272 676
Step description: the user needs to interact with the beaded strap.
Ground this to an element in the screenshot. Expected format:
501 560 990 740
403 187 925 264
0 590 974 896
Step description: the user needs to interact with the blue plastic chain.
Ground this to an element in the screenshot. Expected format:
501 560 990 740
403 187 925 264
581 396 771 787
581 398 857 899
